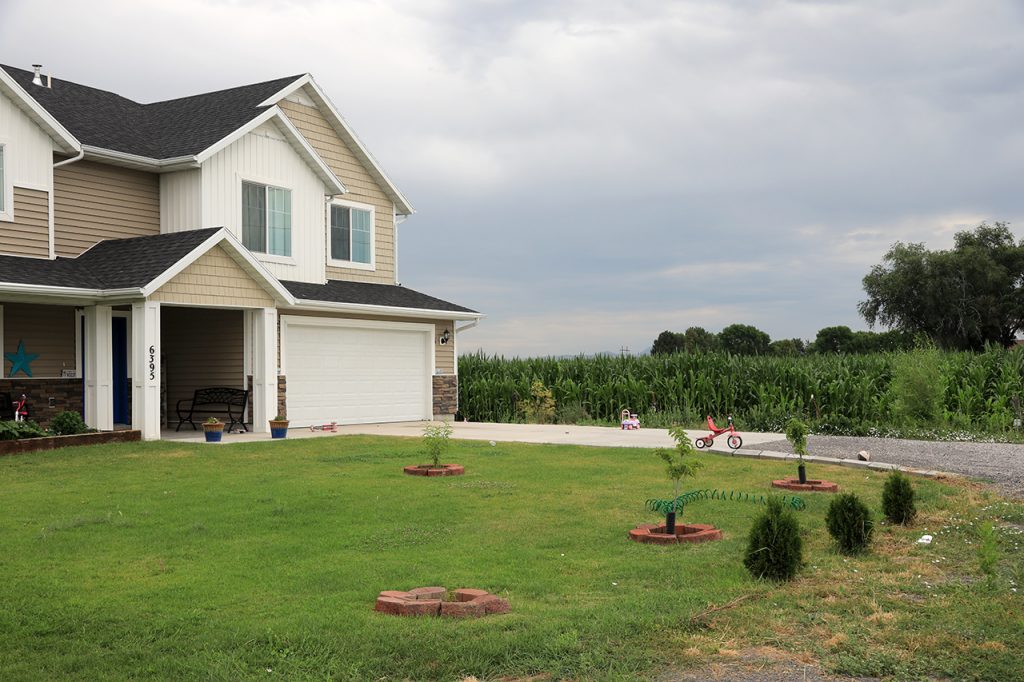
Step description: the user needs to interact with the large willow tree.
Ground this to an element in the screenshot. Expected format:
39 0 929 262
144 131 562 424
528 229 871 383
859 222 1024 350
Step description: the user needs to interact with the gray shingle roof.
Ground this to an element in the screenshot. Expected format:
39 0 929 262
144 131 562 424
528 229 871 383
0 228 220 289
1 65 301 158
282 279 477 314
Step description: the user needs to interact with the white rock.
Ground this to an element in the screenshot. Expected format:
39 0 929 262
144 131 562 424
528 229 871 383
858 450 871 461
917 534 933 544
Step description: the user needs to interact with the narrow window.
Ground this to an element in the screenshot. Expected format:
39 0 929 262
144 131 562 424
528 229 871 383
241 181 291 256
330 204 372 264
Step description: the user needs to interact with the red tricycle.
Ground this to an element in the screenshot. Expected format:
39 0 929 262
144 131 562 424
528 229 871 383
694 414 742 450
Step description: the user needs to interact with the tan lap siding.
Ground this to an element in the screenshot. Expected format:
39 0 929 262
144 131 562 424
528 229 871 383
3 303 77 378
162 308 245 424
0 188 49 258
278 311 455 374
53 161 160 257
150 246 275 307
277 99 395 284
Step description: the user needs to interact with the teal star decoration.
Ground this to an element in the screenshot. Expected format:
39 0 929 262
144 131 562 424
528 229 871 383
5 340 39 378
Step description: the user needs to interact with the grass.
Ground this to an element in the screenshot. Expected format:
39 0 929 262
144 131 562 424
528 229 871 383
0 435 1021 681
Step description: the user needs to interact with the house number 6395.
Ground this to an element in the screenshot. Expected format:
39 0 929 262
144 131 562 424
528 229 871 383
148 345 156 380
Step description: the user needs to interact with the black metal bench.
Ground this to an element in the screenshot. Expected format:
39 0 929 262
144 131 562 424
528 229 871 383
176 387 249 433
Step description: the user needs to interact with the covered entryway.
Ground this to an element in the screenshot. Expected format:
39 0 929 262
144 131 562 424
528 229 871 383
282 316 433 427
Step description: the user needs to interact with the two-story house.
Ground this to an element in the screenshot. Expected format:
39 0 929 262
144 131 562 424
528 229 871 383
0 63 480 439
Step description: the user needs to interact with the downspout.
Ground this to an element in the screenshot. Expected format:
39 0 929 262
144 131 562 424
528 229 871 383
395 207 407 285
49 149 85 258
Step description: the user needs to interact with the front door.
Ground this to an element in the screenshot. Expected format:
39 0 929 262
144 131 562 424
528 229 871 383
112 317 129 424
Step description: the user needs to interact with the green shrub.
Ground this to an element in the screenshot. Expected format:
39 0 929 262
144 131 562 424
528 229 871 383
744 496 803 581
519 380 556 424
422 421 453 468
881 470 917 524
0 420 47 440
826 493 874 554
49 411 90 436
976 521 1000 589
555 400 590 424
890 347 945 425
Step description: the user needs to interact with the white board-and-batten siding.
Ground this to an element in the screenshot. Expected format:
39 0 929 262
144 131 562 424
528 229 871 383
159 169 202 234
197 121 327 285
0 89 54 190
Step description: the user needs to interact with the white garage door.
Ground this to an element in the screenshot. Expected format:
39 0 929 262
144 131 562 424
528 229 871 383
283 317 433 427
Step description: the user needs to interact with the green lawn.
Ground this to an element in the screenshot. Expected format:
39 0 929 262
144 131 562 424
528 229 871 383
0 435 1021 681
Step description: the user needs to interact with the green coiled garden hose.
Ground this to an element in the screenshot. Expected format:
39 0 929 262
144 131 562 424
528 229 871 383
646 488 806 514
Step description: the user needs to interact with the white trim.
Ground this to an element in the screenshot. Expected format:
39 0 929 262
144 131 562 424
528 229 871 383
140 228 297 305
0 67 81 154
327 197 376 271
290 299 483 322
260 75 414 215
0 141 13 222
0 281 143 299
130 301 161 440
81 146 197 172
195 107 346 195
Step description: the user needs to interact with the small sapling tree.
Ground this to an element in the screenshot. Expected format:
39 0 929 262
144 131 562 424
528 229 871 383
422 421 453 468
744 496 803 581
786 417 809 483
647 426 704 534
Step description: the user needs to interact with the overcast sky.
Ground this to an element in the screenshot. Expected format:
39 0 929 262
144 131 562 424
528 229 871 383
3 0 1022 356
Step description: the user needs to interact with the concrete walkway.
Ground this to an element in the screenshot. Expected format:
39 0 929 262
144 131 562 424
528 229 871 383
163 420 783 450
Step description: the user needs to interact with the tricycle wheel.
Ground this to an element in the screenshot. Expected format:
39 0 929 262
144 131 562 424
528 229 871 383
727 434 743 449
695 438 707 449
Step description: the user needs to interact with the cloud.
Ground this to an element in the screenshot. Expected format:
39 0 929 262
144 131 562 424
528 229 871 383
2 0 1023 355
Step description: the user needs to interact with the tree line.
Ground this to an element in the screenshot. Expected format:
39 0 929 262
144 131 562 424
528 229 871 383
651 324 916 356
654 222 1024 356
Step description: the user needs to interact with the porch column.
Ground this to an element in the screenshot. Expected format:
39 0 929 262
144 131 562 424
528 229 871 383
131 301 161 440
83 305 113 431
251 308 278 433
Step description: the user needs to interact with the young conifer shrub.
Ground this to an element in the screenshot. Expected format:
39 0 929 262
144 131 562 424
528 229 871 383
743 496 803 581
826 493 874 554
881 470 917 524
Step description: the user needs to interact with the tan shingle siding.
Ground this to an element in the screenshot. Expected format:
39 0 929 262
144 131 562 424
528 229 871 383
0 187 50 258
278 99 396 285
150 245 275 308
54 161 160 257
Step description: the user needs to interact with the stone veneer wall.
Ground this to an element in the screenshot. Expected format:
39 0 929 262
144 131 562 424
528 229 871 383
432 375 458 418
0 379 83 426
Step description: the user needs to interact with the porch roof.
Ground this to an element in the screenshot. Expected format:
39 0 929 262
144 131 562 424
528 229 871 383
0 228 219 289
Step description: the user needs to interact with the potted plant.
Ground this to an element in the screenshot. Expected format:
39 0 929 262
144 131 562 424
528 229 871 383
269 414 289 439
647 426 704 533
786 417 808 484
203 416 225 443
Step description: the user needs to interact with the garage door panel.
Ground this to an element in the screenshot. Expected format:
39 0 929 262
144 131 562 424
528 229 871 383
284 320 431 427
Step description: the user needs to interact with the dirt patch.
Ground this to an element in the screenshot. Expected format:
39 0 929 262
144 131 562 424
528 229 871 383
657 646 880 681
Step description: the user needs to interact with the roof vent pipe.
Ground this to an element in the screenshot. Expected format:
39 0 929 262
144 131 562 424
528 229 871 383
31 64 43 86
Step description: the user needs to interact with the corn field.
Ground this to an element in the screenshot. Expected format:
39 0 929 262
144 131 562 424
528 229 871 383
457 348 1024 434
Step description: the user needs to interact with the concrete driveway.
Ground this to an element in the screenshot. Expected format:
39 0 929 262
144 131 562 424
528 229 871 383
164 421 783 451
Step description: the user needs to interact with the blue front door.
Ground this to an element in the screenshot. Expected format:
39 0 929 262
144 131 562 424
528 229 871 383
112 317 129 424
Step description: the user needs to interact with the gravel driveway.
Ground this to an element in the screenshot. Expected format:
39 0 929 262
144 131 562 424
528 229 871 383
756 435 1024 499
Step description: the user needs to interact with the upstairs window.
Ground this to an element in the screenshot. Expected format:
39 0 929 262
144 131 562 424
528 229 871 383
330 202 373 265
242 181 291 257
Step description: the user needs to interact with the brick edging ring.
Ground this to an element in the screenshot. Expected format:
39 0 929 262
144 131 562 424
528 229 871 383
403 464 465 477
771 478 839 492
374 586 510 617
628 522 723 545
